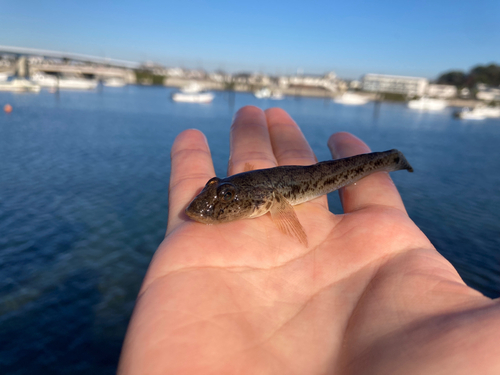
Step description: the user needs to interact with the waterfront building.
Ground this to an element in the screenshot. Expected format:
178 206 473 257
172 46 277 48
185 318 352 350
362 74 428 97
279 71 338 91
476 84 500 101
166 67 186 78
208 71 232 84
426 84 457 99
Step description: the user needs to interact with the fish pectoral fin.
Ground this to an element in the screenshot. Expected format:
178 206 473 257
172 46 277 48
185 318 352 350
244 162 255 172
269 192 308 247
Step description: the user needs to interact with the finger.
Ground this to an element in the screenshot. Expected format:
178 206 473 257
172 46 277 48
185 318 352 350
228 106 277 175
266 108 327 209
167 129 215 234
327 132 407 213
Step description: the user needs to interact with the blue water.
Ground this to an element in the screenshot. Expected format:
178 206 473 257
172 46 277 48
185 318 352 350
1 86 499 374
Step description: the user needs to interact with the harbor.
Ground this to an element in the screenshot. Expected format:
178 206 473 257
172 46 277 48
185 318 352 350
2 86 500 373
1 46 498 119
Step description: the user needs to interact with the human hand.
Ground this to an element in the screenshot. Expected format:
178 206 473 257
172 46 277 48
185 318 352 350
119 106 500 374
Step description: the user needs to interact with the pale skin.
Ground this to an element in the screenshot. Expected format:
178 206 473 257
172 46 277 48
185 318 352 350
118 106 500 374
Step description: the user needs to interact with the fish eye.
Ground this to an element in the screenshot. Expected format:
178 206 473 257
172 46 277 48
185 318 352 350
217 183 236 202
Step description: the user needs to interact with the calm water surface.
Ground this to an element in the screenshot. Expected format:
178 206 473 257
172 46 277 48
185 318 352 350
1 86 499 374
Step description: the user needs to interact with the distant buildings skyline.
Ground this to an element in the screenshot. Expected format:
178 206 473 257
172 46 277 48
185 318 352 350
2 43 498 84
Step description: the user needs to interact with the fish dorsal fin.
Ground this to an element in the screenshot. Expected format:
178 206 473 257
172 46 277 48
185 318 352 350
269 191 308 247
244 162 255 172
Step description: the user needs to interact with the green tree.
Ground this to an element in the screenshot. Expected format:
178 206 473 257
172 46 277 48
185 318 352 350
436 70 467 87
468 64 500 86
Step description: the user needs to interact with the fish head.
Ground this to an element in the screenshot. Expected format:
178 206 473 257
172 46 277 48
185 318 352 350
185 177 272 224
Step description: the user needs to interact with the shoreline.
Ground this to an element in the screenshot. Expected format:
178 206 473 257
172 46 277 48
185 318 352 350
161 79 481 107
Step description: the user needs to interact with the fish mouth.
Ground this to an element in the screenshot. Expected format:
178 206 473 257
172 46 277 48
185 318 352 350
185 204 215 224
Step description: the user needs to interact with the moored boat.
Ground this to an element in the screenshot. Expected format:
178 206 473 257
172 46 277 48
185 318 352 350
57 76 98 90
103 77 126 87
334 92 371 105
408 97 447 111
0 78 41 92
455 106 500 120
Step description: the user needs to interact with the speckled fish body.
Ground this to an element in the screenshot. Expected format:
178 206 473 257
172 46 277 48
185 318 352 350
186 149 413 245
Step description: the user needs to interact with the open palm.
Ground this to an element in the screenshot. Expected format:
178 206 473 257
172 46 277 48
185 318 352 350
119 106 499 375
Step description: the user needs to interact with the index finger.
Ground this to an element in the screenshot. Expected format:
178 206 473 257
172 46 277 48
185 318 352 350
328 132 408 214
167 129 215 235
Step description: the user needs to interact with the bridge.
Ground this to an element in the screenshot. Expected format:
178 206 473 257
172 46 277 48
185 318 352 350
0 45 141 83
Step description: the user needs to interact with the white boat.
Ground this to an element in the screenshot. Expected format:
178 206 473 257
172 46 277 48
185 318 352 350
478 106 500 118
254 88 283 100
334 92 371 105
456 106 500 120
0 71 13 82
254 87 271 99
0 78 41 92
172 91 214 103
180 82 204 93
57 77 98 90
103 77 126 87
270 91 284 100
408 97 447 111
31 72 58 88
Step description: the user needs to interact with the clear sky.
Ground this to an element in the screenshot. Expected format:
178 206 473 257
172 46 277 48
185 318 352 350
1 0 498 79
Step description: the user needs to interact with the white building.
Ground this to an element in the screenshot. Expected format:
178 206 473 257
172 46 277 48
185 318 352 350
476 84 500 101
426 84 457 98
166 67 186 78
279 71 338 91
362 74 428 97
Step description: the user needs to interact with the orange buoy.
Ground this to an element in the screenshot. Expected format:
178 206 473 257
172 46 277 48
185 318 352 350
4 104 12 113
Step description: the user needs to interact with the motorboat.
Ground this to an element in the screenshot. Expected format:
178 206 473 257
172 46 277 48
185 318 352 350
334 92 371 105
30 73 98 90
455 106 500 120
103 77 126 87
270 91 284 100
0 71 13 82
407 97 447 111
57 76 98 90
180 82 204 93
254 88 284 100
254 87 271 99
172 91 214 103
31 72 58 88
172 83 214 103
0 78 41 92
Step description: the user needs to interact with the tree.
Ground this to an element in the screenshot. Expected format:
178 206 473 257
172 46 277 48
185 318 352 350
468 64 500 86
437 70 467 87
436 64 500 88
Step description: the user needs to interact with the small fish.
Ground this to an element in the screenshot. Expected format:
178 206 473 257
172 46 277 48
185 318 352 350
186 149 413 246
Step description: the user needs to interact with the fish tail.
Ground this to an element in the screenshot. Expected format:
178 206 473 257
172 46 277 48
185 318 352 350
392 149 414 173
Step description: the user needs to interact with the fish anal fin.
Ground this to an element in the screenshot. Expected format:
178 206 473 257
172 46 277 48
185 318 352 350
269 191 308 247
244 162 255 172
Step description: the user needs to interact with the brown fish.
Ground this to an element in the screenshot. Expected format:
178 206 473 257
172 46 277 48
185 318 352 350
186 149 413 246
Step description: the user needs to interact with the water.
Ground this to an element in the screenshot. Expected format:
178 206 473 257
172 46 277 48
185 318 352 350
1 87 499 374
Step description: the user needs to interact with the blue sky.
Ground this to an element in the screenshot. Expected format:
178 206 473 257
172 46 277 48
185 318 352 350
0 0 498 79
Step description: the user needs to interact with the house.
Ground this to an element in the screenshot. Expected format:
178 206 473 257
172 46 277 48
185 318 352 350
476 84 500 101
279 71 338 92
426 84 457 98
